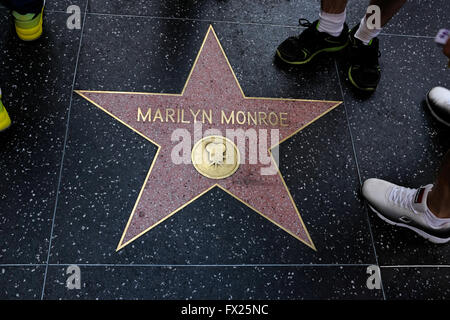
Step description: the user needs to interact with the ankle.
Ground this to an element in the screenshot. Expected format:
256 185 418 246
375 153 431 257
427 188 450 219
317 10 346 37
354 16 381 45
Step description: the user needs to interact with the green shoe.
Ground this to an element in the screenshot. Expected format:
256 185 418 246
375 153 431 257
0 89 12 132
12 2 45 41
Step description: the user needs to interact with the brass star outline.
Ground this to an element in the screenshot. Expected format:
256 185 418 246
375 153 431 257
76 25 342 251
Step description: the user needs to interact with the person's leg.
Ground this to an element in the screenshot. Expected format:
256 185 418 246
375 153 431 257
347 0 407 92
362 151 450 243
354 0 406 45
0 0 45 132
317 0 348 37
369 0 406 27
428 151 450 219
320 0 348 14
276 0 349 65
0 0 45 41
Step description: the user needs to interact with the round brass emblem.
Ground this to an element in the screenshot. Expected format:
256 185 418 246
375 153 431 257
191 135 240 180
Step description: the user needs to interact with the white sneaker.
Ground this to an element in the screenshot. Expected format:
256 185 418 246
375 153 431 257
426 86 450 127
362 178 450 244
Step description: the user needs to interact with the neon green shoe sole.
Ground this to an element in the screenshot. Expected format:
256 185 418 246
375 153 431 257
276 41 349 65
13 4 45 41
0 100 12 132
348 66 377 92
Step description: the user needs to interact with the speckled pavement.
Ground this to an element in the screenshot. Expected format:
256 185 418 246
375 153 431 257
0 0 449 300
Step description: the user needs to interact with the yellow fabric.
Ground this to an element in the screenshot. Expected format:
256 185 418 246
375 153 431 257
0 103 11 132
14 7 44 41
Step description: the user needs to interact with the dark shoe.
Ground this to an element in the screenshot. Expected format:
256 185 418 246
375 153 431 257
276 19 349 65
347 25 381 92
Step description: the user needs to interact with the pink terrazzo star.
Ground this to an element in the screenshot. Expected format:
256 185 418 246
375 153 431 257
76 26 341 251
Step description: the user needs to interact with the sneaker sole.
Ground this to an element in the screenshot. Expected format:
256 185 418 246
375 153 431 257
426 91 450 127
368 204 450 244
16 24 43 41
347 66 377 92
276 42 348 65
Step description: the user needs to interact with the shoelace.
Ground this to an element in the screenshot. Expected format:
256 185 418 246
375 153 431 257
298 19 312 28
297 18 382 66
389 186 418 214
294 18 316 46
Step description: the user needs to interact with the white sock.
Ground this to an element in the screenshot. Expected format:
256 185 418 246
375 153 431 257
317 10 346 38
424 188 450 228
425 207 450 228
354 16 382 45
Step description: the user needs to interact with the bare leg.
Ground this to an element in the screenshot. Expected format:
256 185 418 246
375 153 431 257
321 0 348 14
367 0 406 27
427 151 450 218
323 0 406 24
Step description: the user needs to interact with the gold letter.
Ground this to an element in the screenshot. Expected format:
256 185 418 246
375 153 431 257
137 107 151 122
181 109 190 123
166 108 175 123
190 109 201 122
258 112 268 126
236 111 246 125
153 108 164 122
279 112 288 127
202 109 212 124
221 110 234 125
268 112 279 126
247 111 257 126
